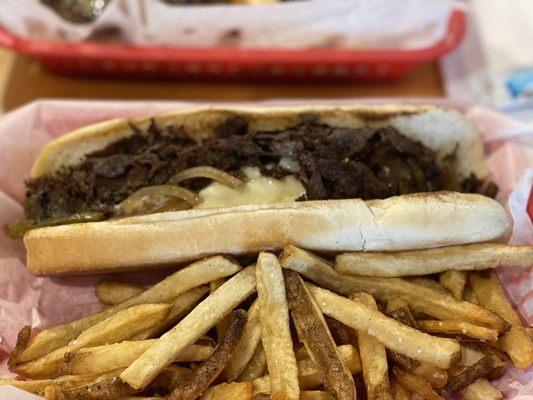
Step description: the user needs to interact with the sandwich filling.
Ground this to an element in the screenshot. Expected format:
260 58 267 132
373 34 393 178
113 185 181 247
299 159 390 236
10 115 490 237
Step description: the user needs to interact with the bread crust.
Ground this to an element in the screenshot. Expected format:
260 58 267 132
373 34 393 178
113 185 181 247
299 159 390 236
24 192 510 275
24 104 497 275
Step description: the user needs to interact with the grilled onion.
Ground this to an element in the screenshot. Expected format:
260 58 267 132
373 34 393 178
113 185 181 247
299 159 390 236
168 166 243 189
116 185 200 216
4 212 105 239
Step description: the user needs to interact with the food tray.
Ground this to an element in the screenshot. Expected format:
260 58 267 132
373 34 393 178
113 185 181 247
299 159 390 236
0 11 465 80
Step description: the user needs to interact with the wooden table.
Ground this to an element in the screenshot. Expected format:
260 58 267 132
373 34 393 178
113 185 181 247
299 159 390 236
0 49 443 113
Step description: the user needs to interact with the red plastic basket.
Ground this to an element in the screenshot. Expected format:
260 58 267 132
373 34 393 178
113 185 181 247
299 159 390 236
0 10 465 80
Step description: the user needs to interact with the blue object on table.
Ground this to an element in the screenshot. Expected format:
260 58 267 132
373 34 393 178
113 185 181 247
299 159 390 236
507 68 533 98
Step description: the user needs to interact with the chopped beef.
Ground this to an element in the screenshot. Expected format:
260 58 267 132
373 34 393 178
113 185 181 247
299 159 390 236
24 117 480 224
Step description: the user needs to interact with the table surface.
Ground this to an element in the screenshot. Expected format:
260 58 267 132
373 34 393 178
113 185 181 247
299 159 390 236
0 49 443 113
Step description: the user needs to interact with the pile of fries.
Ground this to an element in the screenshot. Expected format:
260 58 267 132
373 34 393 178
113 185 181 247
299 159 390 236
2 244 532 400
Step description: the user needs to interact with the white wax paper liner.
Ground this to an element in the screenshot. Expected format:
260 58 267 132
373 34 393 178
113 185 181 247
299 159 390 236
0 0 454 50
0 99 530 399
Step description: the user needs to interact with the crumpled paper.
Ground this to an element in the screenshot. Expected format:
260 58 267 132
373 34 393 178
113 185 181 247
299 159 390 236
441 0 533 110
0 0 455 49
0 99 531 399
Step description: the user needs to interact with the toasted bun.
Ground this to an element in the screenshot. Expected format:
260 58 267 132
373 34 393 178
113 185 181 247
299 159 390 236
30 104 488 182
24 104 496 275
24 192 510 275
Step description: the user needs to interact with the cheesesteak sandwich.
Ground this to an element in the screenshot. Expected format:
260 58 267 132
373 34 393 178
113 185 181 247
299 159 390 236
6 104 512 275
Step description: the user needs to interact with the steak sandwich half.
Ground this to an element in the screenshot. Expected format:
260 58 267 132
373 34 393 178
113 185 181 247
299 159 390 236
9 104 510 275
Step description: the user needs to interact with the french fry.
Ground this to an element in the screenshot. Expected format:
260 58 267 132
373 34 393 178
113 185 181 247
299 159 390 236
252 344 361 394
460 340 509 364
238 344 268 382
388 350 419 372
463 286 479 304
43 384 65 400
469 272 533 369
417 320 499 342
385 298 422 370
325 317 357 346
252 376 271 396
211 278 231 341
385 298 419 328
499 327 533 369
335 243 533 276
95 281 146 305
285 269 355 400
59 374 136 400
437 356 494 398
460 378 503 400
224 300 261 381
148 365 191 393
294 346 311 361
350 292 393 400
202 382 253 400
120 398 164 400
300 391 335 400
63 341 214 375
120 265 256 390
15 256 240 364
8 325 32 368
385 300 448 388
410 278 448 294
306 284 461 369
280 246 507 332
168 310 247 400
410 363 448 389
390 375 410 400
392 367 443 400
293 343 359 366
0 369 124 396
439 271 467 300
470 272 528 327
14 304 172 379
255 252 299 400
131 286 209 340
459 345 486 367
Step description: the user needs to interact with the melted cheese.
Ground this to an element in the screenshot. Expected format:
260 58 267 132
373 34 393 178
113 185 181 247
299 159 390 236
197 167 306 209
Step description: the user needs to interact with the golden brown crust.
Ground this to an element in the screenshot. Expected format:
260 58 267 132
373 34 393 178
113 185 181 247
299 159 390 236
24 192 510 275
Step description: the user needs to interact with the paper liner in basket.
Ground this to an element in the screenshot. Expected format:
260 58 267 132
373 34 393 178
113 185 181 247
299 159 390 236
0 100 530 399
